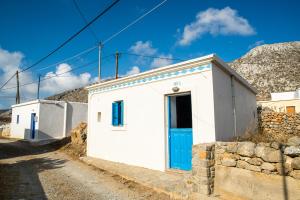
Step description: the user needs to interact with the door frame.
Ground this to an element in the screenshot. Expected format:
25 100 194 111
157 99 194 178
30 113 36 139
165 91 193 171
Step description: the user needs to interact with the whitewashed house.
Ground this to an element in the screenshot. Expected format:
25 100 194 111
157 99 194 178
86 54 257 171
10 100 87 141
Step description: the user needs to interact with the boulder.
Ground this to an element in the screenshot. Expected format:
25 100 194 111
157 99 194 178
276 163 291 175
290 170 300 179
255 146 283 163
236 160 261 172
261 162 275 171
291 157 300 170
237 142 256 157
247 158 263 166
226 143 238 153
270 142 280 150
287 136 300 146
284 146 300 157
221 158 237 167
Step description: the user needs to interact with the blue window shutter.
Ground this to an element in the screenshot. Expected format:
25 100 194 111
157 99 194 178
120 101 124 125
112 102 119 126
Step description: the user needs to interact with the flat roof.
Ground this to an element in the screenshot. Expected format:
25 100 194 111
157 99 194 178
86 54 257 94
11 99 87 108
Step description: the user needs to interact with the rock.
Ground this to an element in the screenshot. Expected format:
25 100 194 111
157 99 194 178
237 142 256 157
247 158 263 166
284 146 300 157
276 163 291 175
270 142 280 150
226 143 238 153
296 125 300 131
290 170 300 179
246 164 261 172
221 158 237 167
236 160 261 172
291 157 300 170
255 146 283 163
239 156 251 162
261 162 275 171
287 136 300 146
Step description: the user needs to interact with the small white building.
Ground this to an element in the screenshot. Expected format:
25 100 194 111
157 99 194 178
259 89 300 114
10 99 87 141
86 54 257 171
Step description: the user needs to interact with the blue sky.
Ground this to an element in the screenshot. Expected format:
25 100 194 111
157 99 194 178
0 0 299 108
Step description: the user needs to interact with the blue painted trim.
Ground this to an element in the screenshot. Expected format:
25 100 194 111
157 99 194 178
30 113 36 139
89 64 211 95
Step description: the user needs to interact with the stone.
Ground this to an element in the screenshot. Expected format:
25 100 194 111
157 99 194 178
276 163 291 175
247 158 263 166
287 136 300 146
246 164 261 172
239 156 251 162
237 142 256 157
261 162 275 171
236 160 248 169
296 125 300 131
255 146 283 163
290 170 300 179
270 142 280 150
226 143 238 153
284 146 300 157
236 160 261 172
221 158 237 167
291 157 300 170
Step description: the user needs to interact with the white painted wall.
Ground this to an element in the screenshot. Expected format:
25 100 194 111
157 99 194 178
87 68 215 171
212 64 235 140
271 91 299 101
10 100 87 141
10 102 40 139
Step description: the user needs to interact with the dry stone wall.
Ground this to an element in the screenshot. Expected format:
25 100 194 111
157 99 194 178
215 136 300 179
259 109 300 142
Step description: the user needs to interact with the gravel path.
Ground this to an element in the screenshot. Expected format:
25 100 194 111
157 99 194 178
0 138 168 200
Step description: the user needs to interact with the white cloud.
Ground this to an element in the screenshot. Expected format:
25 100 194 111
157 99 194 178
248 40 265 49
125 66 140 76
178 7 255 46
129 41 157 55
41 63 92 93
150 54 173 68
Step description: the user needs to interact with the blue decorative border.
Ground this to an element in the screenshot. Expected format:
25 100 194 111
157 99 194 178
89 63 211 94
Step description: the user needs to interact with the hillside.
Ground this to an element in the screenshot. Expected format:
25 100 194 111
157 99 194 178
46 87 88 103
229 41 300 100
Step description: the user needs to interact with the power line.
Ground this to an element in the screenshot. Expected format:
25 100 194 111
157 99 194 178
103 0 168 45
19 0 120 74
1 54 114 91
72 0 99 42
0 73 16 90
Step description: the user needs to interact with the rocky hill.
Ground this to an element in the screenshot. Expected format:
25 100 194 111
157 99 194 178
46 87 88 103
229 41 300 100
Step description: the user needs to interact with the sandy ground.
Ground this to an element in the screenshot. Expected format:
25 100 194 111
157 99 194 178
0 138 169 200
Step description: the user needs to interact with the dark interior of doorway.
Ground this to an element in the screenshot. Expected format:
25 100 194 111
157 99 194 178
176 94 192 128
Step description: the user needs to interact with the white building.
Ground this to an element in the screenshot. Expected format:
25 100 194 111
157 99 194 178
259 89 300 113
86 54 257 171
10 100 87 141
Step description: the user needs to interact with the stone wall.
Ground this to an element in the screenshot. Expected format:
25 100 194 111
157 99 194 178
259 109 300 141
0 124 10 137
215 137 300 179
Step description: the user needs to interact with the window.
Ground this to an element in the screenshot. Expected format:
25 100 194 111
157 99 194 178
112 101 124 126
97 112 101 122
16 115 19 124
286 106 295 114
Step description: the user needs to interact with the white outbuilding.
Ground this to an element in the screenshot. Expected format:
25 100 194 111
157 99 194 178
86 54 257 171
10 99 87 141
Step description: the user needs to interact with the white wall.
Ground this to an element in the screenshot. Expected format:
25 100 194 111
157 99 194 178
212 64 235 140
234 78 257 136
271 90 300 101
87 68 215 171
38 102 65 140
10 102 40 139
65 102 88 136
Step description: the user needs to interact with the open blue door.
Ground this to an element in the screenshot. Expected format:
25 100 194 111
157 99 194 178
30 113 36 139
168 94 193 171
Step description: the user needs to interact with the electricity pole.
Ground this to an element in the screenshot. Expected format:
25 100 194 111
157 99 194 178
16 70 20 104
115 51 119 79
98 42 102 82
37 74 41 99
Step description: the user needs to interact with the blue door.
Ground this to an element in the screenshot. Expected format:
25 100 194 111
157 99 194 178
30 113 36 139
168 95 193 171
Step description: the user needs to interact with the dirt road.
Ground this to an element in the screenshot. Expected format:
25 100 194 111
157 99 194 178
0 138 168 200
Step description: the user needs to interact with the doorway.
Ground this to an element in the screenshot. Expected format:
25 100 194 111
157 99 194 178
168 93 193 171
30 113 36 139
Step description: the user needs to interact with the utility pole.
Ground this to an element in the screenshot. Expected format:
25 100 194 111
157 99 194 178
37 74 41 99
16 70 20 104
98 42 102 82
115 51 119 79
